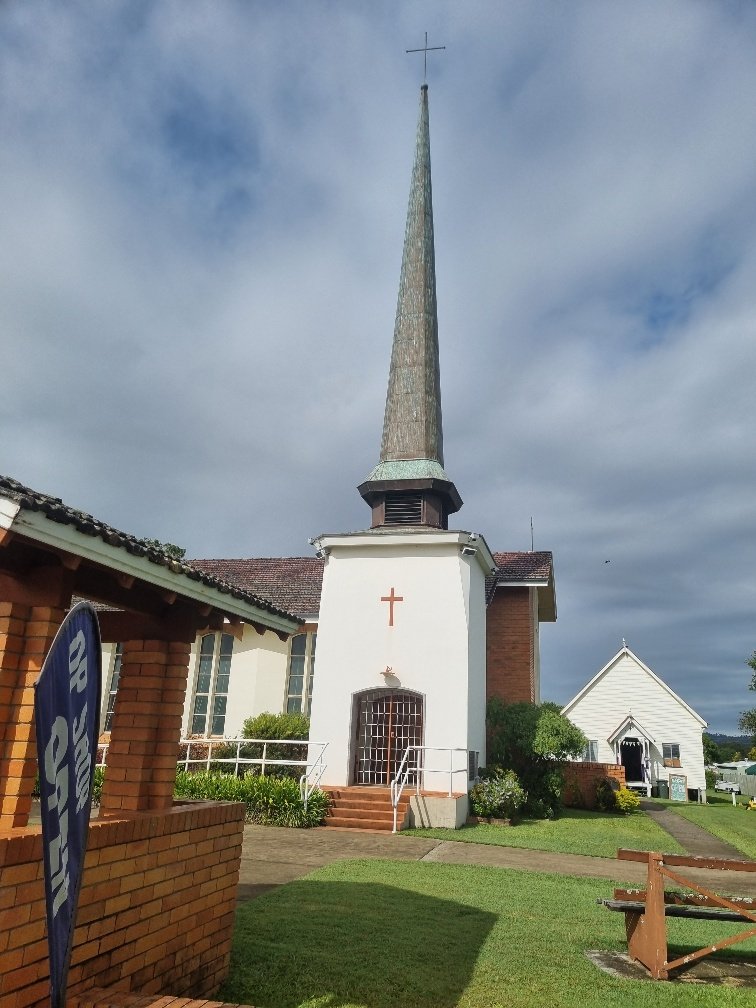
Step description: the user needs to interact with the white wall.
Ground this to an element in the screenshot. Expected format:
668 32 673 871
181 626 290 738
566 651 706 793
309 531 490 790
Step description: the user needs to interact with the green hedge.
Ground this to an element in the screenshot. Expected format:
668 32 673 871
174 770 330 827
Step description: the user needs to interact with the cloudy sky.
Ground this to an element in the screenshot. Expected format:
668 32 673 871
2 2 755 733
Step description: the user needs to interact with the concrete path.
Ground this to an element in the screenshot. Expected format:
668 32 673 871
236 824 650 901
237 817 756 902
639 800 745 859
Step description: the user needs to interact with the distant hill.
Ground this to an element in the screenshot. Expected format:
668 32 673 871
708 733 752 747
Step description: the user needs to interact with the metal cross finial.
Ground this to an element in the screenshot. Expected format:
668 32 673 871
406 32 445 83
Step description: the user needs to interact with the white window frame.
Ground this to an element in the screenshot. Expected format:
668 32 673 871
103 643 123 732
285 631 317 715
190 632 234 737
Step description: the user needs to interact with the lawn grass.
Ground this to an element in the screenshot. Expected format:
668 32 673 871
402 807 685 858
654 792 756 859
222 858 756 1008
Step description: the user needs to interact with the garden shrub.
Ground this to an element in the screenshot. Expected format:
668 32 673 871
595 776 617 812
614 786 641 814
239 711 310 777
469 769 526 821
486 699 587 818
705 769 717 790
174 770 330 827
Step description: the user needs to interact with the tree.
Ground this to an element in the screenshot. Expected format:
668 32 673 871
702 733 720 765
485 699 587 819
738 651 756 744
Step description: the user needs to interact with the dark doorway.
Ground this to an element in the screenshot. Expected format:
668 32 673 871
620 737 643 781
354 690 423 785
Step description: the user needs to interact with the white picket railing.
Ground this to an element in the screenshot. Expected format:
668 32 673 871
390 745 470 833
97 737 329 811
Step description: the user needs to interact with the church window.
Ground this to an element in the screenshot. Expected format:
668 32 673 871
286 632 316 714
583 740 598 762
191 632 234 736
662 742 681 767
103 643 123 731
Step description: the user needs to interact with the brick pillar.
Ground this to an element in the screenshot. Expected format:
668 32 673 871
100 638 191 813
0 603 65 829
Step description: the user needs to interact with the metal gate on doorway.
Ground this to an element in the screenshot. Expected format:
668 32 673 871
354 689 423 786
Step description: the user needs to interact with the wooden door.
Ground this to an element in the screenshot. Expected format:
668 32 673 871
354 690 423 785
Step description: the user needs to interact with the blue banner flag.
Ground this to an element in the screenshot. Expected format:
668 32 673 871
35 601 102 1008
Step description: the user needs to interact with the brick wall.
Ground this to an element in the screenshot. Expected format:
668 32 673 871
0 604 65 829
561 762 626 810
486 589 535 705
0 801 245 1008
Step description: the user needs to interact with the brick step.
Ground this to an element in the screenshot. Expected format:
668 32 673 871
328 807 395 823
326 815 396 831
322 786 410 831
328 797 409 813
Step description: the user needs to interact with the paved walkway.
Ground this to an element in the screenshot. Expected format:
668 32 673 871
639 799 745 858
238 814 756 902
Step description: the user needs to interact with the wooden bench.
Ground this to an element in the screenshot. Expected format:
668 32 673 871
599 849 756 979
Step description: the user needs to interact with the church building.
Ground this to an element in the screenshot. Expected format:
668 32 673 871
182 84 557 820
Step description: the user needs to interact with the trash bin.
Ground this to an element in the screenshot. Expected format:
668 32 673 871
657 780 669 799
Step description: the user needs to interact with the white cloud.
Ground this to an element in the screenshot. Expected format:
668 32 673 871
2 1 755 731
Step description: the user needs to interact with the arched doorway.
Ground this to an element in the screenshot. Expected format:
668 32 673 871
353 689 423 785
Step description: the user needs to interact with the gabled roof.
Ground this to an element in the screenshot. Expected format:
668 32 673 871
562 646 707 727
190 557 324 620
607 714 656 746
487 551 556 622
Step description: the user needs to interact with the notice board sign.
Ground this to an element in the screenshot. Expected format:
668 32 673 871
669 773 687 802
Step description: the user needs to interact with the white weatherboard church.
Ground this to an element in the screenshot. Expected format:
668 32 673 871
563 645 707 801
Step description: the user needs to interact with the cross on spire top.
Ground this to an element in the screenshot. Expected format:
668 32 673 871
406 31 445 83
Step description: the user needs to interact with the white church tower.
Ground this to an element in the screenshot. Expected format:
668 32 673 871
309 85 494 798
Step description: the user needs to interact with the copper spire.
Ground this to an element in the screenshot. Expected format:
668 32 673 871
359 85 461 528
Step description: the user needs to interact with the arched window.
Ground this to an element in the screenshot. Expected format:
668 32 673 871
191 632 234 736
285 631 316 714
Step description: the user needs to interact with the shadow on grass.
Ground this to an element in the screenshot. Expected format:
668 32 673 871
221 878 496 1008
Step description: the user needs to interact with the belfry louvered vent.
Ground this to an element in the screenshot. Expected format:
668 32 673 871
384 493 422 525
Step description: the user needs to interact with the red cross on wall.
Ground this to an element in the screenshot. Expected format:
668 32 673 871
380 587 404 627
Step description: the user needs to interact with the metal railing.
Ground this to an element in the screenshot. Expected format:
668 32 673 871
390 745 470 833
97 737 329 811
299 742 329 811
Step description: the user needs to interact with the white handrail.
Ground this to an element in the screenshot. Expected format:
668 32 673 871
390 745 470 832
299 742 329 811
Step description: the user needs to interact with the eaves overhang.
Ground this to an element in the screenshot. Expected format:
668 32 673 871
1 493 300 636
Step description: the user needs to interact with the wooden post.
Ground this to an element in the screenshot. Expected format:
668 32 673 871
626 852 668 979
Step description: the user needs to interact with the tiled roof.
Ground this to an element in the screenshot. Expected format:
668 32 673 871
190 557 325 620
192 551 552 620
491 551 553 581
486 551 553 604
0 474 297 623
